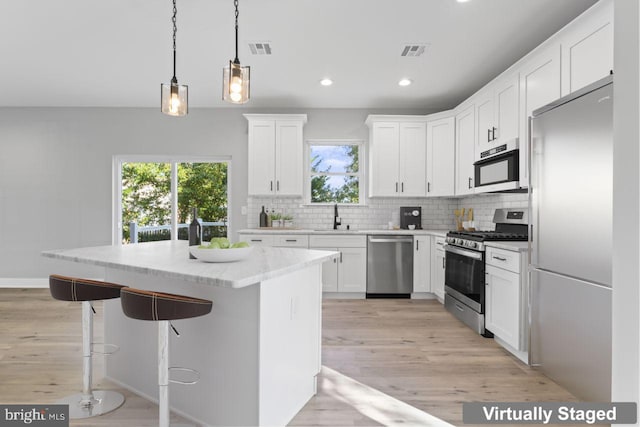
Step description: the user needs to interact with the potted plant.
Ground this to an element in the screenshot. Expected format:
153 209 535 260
282 214 294 228
270 212 282 228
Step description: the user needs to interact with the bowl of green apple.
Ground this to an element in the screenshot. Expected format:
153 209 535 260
189 238 253 263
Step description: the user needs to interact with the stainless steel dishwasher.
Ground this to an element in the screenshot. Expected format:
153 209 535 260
366 235 413 297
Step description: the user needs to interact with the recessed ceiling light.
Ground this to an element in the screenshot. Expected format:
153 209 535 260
398 79 412 87
320 78 333 86
457 0 471 3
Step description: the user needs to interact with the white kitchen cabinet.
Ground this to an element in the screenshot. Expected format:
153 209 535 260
560 0 613 96
366 116 427 197
518 45 561 188
413 235 431 293
485 265 520 350
475 72 519 159
484 245 528 362
426 115 455 197
455 104 476 196
238 233 309 248
431 237 446 302
244 114 307 196
310 235 367 295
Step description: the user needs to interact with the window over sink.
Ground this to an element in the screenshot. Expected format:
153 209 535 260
306 140 364 205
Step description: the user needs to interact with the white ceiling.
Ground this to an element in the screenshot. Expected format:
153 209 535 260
1 0 598 110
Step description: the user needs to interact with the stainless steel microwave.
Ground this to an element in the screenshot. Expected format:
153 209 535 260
473 147 520 192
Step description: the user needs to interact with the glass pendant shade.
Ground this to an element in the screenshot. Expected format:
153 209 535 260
223 61 250 104
161 80 188 116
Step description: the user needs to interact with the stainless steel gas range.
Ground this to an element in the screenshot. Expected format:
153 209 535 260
443 208 528 336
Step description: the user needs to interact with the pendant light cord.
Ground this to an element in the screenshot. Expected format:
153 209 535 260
172 0 178 81
234 0 239 63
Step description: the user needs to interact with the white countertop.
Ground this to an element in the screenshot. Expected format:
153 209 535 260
42 240 338 289
238 228 448 237
484 241 529 252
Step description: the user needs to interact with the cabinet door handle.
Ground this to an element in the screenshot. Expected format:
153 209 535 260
270 181 273 191
277 181 280 191
492 256 507 261
395 182 398 192
401 182 404 192
416 240 419 251
285 239 297 242
333 258 337 263
427 182 431 193
339 251 343 263
468 177 473 189
442 258 445 268
492 126 498 141
250 239 263 242
487 128 492 142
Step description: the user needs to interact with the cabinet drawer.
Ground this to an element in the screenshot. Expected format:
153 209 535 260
272 235 309 248
486 246 520 273
238 234 275 246
433 236 446 251
309 235 366 248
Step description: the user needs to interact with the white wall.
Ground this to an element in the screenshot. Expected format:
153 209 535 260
612 0 639 417
0 107 429 281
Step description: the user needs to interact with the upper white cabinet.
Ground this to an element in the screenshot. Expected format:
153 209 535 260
244 114 307 196
455 104 476 196
475 72 520 159
366 116 427 197
560 0 613 96
426 114 455 197
518 45 562 187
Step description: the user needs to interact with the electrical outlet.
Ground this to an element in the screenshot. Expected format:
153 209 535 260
241 206 247 215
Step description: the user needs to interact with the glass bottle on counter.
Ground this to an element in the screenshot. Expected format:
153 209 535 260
259 206 268 228
189 207 201 258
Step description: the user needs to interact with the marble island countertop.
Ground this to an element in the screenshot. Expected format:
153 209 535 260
42 240 338 289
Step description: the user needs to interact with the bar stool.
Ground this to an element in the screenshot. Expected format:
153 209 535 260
49 274 127 418
120 288 212 427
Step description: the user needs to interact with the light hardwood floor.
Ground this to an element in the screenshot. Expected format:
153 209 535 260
0 289 578 427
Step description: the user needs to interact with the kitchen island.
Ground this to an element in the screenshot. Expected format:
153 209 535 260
42 240 337 427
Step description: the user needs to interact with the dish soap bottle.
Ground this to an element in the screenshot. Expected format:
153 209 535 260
189 208 201 259
259 206 268 228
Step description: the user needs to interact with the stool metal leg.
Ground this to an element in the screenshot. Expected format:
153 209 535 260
57 301 125 419
158 321 194 427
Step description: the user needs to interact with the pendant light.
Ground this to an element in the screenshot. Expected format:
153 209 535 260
223 0 250 104
161 0 188 116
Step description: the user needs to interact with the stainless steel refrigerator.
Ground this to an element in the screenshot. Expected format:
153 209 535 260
529 75 612 402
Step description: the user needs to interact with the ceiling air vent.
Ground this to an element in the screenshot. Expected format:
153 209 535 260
401 44 428 57
248 42 272 55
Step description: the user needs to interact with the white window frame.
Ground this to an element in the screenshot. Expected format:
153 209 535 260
112 155 232 245
304 139 365 205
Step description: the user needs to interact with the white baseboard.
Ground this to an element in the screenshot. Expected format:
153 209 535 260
0 278 48 288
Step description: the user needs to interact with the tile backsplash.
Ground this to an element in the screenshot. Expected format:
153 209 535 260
246 192 528 231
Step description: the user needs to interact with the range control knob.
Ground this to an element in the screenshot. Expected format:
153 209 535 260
456 239 464 245
470 242 478 249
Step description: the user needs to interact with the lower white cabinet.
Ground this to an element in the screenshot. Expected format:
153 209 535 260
310 235 367 294
485 265 520 350
484 245 528 361
413 236 431 293
431 237 446 301
238 233 309 248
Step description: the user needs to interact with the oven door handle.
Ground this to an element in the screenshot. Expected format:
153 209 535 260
444 244 483 260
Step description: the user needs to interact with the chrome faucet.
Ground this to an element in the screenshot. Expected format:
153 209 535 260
333 204 341 230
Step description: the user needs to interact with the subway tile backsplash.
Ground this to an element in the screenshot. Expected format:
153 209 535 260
246 192 528 231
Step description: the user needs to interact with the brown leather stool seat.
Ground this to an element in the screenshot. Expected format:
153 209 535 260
120 288 212 321
48 274 127 419
50 274 127 302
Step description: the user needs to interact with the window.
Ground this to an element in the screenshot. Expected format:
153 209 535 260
114 156 230 245
307 140 363 204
